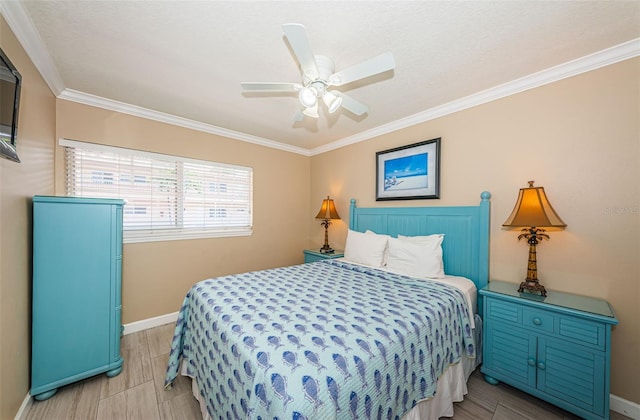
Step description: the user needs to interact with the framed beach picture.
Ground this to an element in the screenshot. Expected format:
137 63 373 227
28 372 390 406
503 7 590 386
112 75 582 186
376 138 441 201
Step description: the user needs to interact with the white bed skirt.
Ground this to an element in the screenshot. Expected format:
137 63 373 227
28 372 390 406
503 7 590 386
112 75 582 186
184 315 482 420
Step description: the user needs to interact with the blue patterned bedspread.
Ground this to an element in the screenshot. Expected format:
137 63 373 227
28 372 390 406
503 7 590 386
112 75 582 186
165 260 475 420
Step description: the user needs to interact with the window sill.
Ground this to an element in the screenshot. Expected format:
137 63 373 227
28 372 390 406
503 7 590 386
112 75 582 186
123 228 252 244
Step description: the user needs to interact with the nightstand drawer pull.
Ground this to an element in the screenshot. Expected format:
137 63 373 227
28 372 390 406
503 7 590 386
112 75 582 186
527 357 536 366
537 362 546 370
523 309 554 334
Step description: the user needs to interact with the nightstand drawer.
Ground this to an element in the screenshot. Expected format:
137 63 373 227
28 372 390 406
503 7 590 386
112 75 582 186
487 299 557 335
557 316 604 349
303 249 344 264
486 296 605 350
522 308 555 335
305 253 328 263
486 298 522 324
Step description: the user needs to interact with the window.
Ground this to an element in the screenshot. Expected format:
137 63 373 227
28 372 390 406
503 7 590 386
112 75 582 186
62 139 253 243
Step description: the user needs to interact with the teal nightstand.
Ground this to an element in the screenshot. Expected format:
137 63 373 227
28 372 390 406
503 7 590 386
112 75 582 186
480 280 618 420
303 249 344 263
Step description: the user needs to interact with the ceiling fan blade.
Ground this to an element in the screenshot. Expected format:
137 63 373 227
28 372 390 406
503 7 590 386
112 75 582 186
333 92 369 116
282 23 319 79
293 110 305 122
329 52 395 86
241 82 301 92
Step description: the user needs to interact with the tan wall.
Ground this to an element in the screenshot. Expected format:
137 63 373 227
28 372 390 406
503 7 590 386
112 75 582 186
0 16 56 420
2 14 638 418
311 58 640 403
54 100 311 323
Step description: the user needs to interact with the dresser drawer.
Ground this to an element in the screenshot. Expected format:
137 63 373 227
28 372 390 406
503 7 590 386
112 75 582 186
485 297 605 350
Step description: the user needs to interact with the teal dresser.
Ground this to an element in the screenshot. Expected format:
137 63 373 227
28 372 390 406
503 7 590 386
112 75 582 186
31 196 125 400
303 249 344 263
480 280 618 420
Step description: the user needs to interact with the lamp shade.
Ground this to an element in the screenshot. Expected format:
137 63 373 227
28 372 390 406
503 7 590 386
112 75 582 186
315 196 340 220
323 92 342 113
503 181 566 228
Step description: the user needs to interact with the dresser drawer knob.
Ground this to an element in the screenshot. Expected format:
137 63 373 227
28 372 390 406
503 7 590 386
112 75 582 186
538 362 546 370
527 357 536 366
532 318 542 325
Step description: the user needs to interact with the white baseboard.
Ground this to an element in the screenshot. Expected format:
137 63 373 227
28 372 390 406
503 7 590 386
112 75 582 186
611 394 640 419
14 393 32 420
122 311 178 335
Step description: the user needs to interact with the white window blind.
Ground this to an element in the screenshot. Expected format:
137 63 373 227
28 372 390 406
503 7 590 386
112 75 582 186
61 139 253 243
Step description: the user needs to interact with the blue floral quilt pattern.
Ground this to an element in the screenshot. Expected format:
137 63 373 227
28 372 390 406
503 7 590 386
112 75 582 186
165 260 475 420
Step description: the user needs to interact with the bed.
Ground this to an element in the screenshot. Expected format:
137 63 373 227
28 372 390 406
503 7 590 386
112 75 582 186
165 192 491 419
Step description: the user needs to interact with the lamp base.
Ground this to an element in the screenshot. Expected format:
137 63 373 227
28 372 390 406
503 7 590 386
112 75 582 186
518 279 547 297
319 245 335 254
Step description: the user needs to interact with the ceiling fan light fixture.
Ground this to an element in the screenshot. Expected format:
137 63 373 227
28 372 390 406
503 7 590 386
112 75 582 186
302 103 319 118
299 86 317 108
242 24 396 121
323 91 342 113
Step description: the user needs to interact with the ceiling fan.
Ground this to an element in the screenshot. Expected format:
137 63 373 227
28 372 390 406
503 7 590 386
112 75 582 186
241 23 395 120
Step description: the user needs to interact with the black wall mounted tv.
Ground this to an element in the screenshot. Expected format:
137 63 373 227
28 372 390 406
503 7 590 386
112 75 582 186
0 47 22 163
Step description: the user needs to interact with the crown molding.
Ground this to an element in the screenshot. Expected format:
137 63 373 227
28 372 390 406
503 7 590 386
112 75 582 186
0 0 65 95
310 37 640 156
58 89 311 156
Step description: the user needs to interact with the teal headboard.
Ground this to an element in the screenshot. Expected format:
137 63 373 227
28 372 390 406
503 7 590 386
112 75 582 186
349 192 491 313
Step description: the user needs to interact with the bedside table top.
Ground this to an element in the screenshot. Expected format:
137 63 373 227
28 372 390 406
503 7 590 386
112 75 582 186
480 280 617 321
303 249 344 258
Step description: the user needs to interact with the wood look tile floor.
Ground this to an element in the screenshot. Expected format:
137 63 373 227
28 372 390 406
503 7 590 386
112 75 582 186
24 323 631 420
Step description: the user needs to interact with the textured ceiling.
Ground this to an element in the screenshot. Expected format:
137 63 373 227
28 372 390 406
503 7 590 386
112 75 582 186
3 1 640 154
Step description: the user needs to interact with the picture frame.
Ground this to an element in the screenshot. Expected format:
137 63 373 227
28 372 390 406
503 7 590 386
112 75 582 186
376 138 441 201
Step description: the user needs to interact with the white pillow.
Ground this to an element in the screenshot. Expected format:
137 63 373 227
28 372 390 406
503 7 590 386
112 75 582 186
365 229 390 239
344 229 388 268
397 233 444 247
386 236 445 279
366 230 391 266
398 234 445 272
